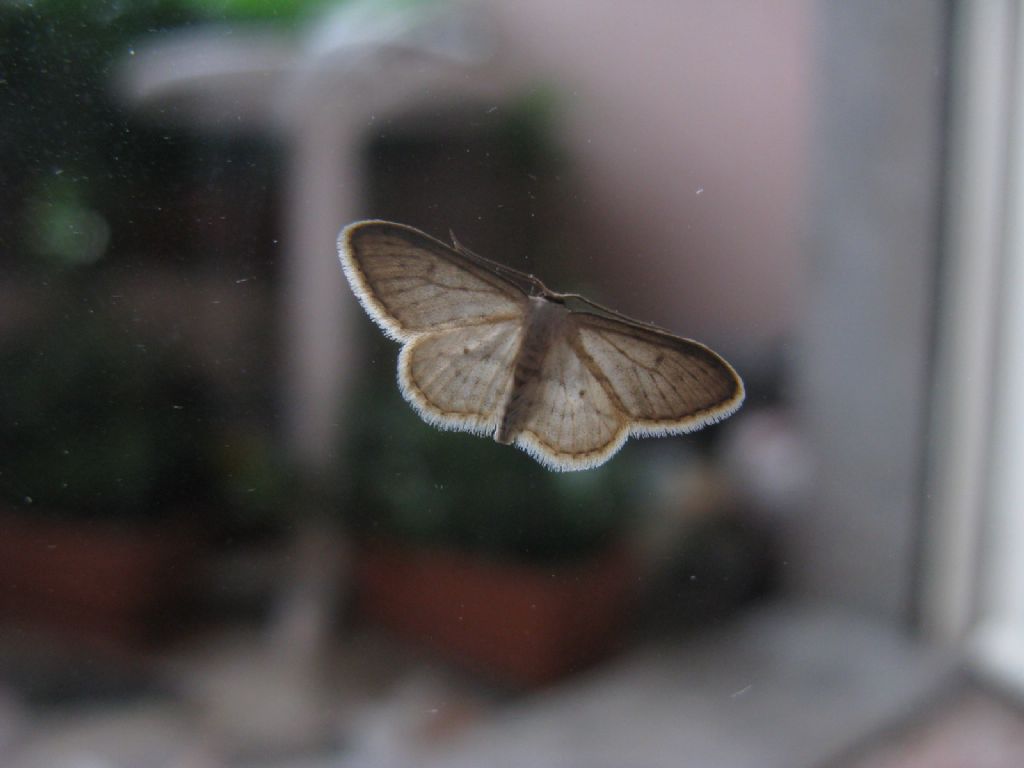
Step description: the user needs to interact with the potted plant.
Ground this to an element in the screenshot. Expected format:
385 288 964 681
0 1 305 645
0 300 220 645
341 373 641 687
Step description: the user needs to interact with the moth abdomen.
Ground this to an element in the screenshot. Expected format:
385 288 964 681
495 298 565 445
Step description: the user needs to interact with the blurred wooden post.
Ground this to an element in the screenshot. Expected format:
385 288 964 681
270 96 358 665
117 4 503 748
268 0 505 671
281 110 358 480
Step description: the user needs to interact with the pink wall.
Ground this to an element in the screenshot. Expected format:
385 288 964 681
487 0 810 342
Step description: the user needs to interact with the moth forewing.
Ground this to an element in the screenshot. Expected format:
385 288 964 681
571 312 745 434
338 220 528 341
337 220 744 471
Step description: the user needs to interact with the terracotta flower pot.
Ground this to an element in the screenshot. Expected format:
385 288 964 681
353 541 635 687
0 511 200 646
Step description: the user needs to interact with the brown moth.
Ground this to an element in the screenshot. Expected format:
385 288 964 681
338 220 744 471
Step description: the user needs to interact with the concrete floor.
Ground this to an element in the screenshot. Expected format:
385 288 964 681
839 689 1024 768
1 602 1003 768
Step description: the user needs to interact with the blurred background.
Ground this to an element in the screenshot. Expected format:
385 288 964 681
2 0 1024 765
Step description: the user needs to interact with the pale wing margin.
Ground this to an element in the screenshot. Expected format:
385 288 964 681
398 320 522 437
571 313 745 437
513 334 628 472
338 220 527 341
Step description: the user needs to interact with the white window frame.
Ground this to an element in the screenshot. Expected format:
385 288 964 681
924 0 1024 697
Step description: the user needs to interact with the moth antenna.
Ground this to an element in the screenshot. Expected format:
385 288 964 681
446 228 550 297
560 293 677 335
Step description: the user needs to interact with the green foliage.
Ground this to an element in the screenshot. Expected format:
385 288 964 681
492 83 567 172
0 0 204 271
0 0 446 274
179 0 340 23
0 300 219 521
212 424 296 530
342 352 638 564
